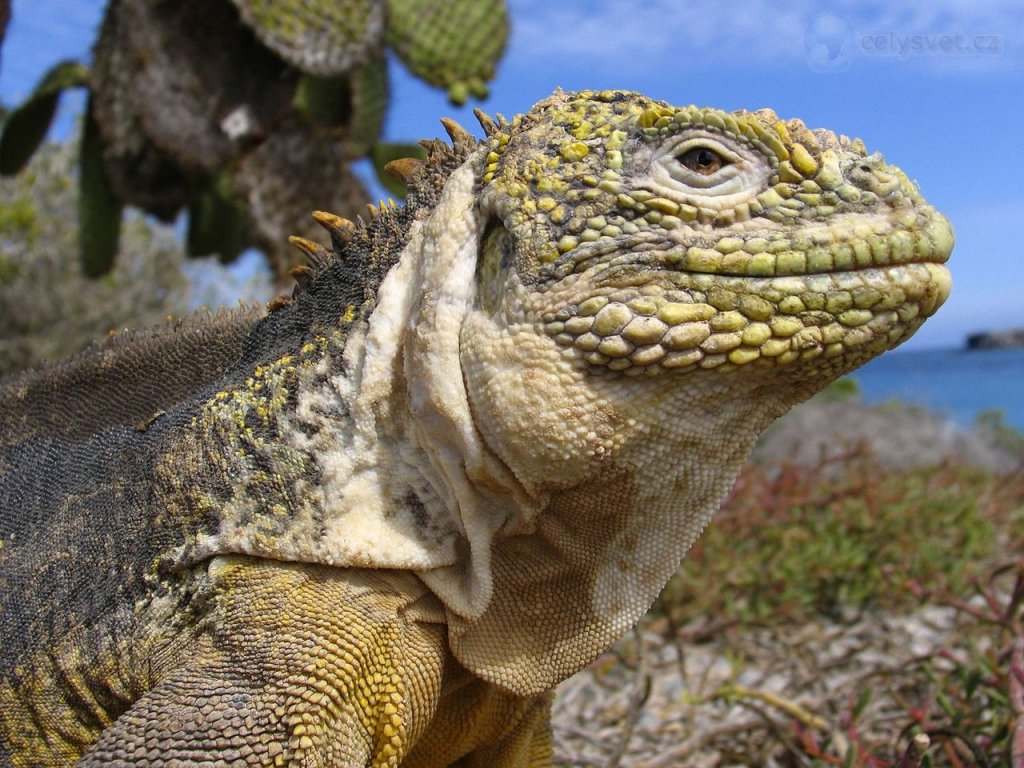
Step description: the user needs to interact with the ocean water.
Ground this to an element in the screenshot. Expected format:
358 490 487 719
849 346 1024 431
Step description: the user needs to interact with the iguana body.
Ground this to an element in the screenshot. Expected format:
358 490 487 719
0 90 952 767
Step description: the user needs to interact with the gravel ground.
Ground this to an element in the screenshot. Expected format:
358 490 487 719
552 604 979 767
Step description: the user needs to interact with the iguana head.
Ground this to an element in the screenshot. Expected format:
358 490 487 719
455 89 951 496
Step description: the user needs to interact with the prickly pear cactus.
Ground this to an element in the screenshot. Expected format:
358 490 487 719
385 0 508 105
229 0 385 75
0 0 509 278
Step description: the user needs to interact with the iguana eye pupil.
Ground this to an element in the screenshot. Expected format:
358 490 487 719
678 147 726 174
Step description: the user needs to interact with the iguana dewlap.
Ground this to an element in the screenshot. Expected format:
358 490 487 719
0 90 952 767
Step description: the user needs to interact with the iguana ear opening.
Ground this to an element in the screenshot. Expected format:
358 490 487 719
475 218 514 315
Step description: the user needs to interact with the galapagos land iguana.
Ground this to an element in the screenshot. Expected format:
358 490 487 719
0 89 953 767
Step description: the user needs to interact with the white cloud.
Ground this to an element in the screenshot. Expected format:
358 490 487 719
508 0 1021 76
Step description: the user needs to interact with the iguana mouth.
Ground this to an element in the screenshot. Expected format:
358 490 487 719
541 225 952 375
548 208 953 283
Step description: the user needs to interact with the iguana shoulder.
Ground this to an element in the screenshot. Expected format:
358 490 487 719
0 89 952 767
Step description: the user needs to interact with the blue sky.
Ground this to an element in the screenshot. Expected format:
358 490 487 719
2 0 1021 350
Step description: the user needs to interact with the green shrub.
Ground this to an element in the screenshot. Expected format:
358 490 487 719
658 456 1023 624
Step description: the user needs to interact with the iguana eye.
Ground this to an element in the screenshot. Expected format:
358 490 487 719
647 133 769 204
677 146 728 175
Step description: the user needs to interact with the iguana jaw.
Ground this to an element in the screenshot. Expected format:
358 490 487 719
537 259 951 377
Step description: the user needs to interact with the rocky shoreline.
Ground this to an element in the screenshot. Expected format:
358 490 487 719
966 328 1024 349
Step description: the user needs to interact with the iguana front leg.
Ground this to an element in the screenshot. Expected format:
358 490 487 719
404 675 553 768
77 559 551 768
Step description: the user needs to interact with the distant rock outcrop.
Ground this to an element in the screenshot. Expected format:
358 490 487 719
966 329 1024 350
754 399 1020 474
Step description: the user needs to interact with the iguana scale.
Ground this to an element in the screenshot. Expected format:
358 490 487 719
0 89 952 767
